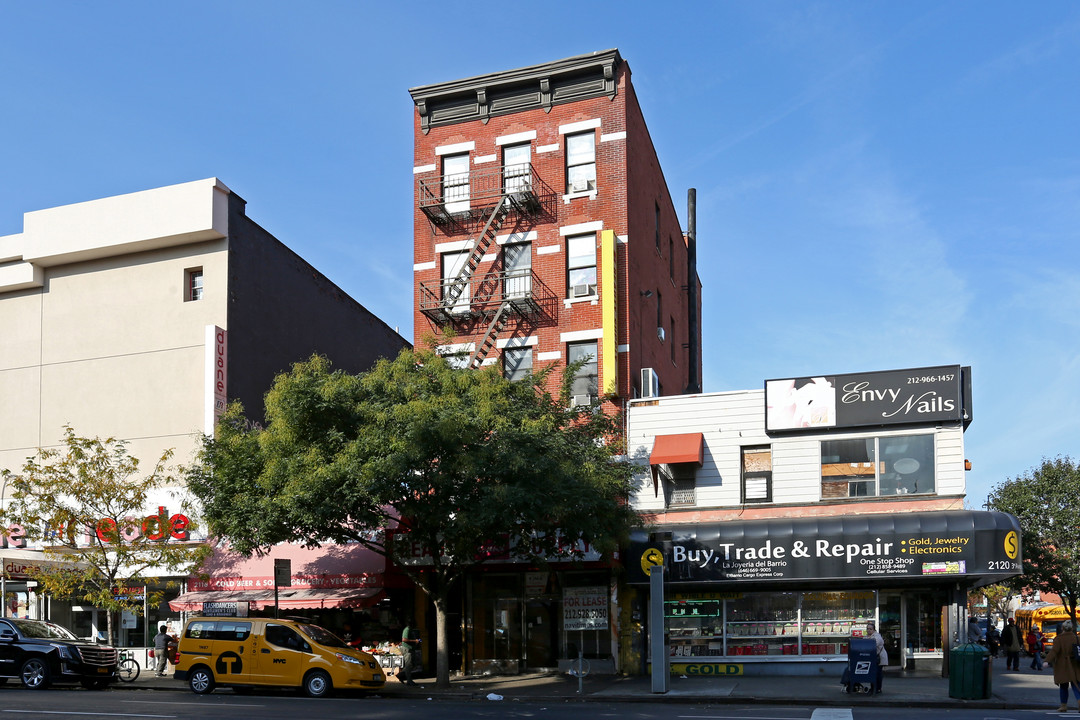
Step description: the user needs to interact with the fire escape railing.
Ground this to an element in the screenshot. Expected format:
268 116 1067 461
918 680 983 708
416 163 554 228
418 269 556 326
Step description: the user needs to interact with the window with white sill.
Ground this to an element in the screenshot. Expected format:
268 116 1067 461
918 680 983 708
565 132 596 194
566 234 597 298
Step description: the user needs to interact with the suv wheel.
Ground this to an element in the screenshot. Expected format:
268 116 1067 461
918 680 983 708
189 666 215 695
303 669 331 698
21 657 51 690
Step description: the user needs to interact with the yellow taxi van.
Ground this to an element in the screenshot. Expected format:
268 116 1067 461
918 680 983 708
174 617 385 697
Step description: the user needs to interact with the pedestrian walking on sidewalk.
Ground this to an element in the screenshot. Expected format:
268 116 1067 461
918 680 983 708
967 617 983 644
398 620 419 687
1002 617 1023 671
153 625 171 677
865 621 888 694
1045 620 1080 712
1029 628 1045 671
987 624 1001 657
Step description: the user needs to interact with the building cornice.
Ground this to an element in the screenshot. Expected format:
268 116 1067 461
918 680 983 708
409 49 622 133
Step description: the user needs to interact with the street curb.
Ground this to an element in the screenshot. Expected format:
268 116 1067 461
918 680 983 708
108 679 1061 710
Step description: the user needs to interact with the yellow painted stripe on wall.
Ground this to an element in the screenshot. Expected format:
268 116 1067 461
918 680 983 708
601 229 618 396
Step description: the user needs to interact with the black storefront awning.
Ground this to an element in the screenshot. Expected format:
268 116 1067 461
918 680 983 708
628 510 1021 590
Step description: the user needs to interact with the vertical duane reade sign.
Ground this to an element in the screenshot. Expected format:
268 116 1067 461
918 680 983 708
765 365 967 432
205 325 228 435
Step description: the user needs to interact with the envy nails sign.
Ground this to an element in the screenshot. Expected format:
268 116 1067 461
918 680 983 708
765 365 970 432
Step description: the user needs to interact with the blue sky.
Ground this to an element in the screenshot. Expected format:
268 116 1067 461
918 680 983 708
2 2 1077 506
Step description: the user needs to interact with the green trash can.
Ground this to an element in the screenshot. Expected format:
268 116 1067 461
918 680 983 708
949 643 992 699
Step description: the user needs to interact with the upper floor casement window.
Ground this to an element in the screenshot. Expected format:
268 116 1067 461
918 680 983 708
502 143 531 195
502 241 532 300
820 434 935 499
668 235 675 282
655 202 661 253
503 346 532 382
566 234 597 299
741 447 772 504
565 132 596 194
567 341 598 406
185 268 203 302
442 152 470 214
441 251 470 314
664 464 696 508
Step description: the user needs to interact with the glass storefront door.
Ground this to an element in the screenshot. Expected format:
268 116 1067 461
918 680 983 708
879 592 902 666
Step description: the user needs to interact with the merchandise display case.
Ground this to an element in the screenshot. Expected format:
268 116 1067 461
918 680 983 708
667 598 723 657
664 591 877 659
799 591 876 655
725 592 798 656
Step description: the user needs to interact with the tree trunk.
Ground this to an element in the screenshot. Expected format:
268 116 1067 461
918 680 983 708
433 591 451 688
106 609 115 647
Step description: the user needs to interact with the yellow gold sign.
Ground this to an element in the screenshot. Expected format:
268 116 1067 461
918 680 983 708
641 548 664 576
1004 531 1018 560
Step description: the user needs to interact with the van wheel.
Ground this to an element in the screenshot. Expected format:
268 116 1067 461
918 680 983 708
303 669 332 698
20 657 51 689
189 666 215 695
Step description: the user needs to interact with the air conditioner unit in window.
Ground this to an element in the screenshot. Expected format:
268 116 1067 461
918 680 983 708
572 394 594 407
571 284 592 298
640 368 659 398
570 179 592 193
657 326 666 342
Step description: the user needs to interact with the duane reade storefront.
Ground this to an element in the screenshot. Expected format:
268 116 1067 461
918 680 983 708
625 364 1023 676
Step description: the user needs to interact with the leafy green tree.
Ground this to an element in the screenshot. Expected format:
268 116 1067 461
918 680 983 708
0 428 210 645
985 456 1080 624
187 349 638 687
980 583 1016 623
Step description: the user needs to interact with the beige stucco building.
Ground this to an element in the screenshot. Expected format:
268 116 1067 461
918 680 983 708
0 178 408 642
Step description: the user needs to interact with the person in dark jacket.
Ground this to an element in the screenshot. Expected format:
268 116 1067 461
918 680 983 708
1045 620 1080 712
153 625 171 677
987 624 1001 657
1002 617 1023 671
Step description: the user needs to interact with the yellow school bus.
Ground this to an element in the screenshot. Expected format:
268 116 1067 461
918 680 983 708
1015 604 1080 654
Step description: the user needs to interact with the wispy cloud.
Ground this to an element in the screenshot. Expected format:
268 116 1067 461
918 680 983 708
962 15 1080 88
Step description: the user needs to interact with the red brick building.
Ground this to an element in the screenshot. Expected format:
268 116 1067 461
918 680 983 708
407 50 701 674
410 48 701 409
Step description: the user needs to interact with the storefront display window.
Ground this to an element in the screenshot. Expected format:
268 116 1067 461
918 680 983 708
801 591 875 655
726 592 797 656
666 591 878 659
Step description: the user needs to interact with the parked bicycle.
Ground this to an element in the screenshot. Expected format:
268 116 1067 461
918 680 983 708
117 649 140 683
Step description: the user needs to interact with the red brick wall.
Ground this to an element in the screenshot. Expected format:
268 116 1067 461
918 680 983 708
411 62 697 408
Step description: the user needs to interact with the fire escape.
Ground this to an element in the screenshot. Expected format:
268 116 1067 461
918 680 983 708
417 163 557 369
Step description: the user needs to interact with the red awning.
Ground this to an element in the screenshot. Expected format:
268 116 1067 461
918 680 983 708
649 433 705 466
170 541 389 612
186 542 386 592
169 587 384 612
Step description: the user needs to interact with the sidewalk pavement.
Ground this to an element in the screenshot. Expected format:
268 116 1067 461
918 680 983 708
122 658 1066 710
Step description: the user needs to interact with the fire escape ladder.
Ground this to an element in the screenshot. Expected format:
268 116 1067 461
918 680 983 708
468 301 511 370
442 195 511 310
